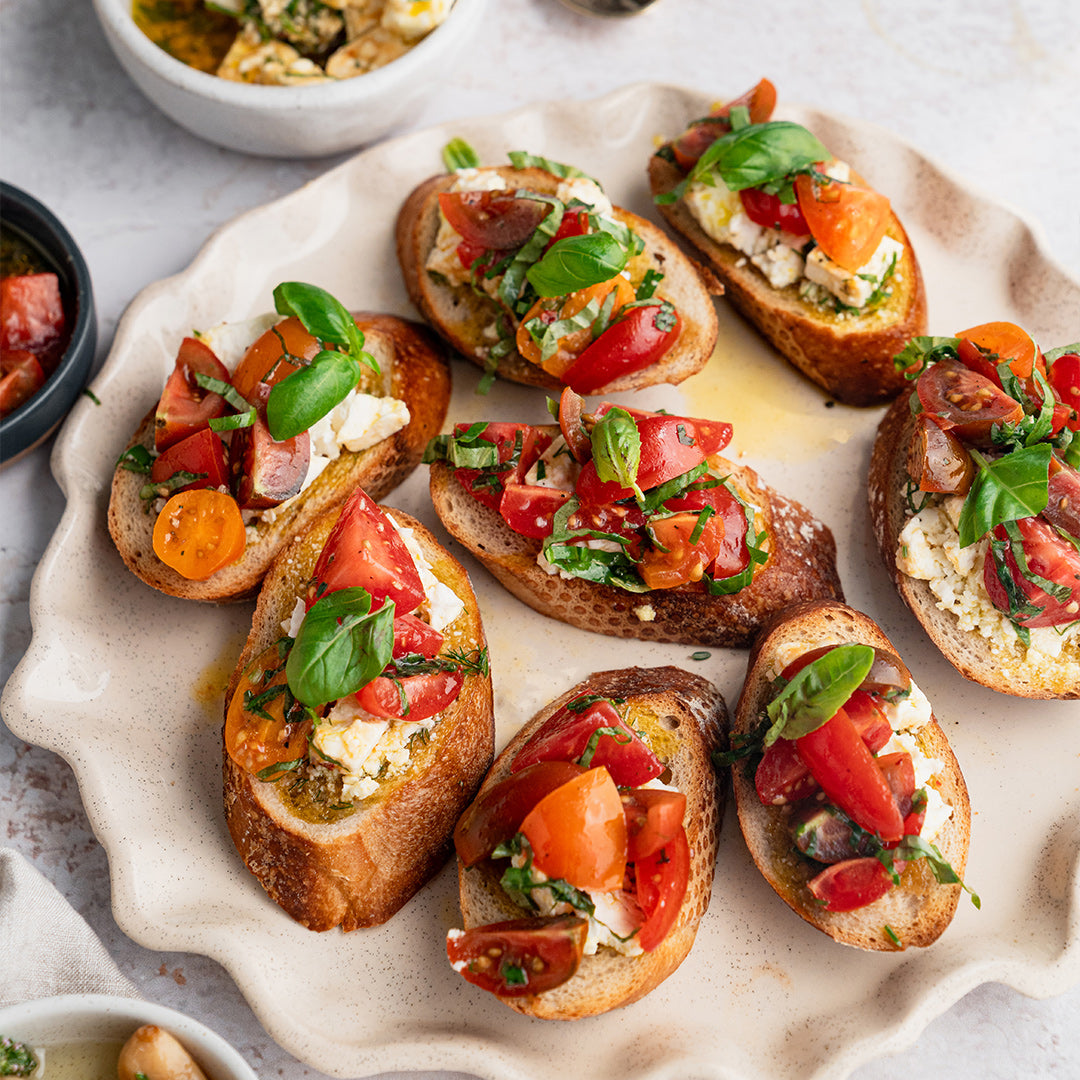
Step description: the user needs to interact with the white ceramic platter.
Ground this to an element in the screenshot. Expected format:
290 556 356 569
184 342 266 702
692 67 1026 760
4 84 1078 1080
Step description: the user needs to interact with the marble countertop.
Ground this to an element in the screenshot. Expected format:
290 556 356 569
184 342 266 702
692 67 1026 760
2 0 1078 1077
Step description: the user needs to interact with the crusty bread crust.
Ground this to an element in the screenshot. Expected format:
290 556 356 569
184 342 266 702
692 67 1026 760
458 666 728 1019
224 503 494 931
108 313 450 603
869 394 1080 698
395 165 721 393
732 600 971 950
647 154 927 407
428 431 843 647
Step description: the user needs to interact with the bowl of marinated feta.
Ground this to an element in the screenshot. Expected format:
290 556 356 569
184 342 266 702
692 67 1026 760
91 0 486 157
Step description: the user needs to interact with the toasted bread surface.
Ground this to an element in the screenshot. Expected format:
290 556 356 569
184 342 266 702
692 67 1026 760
648 154 927 406
732 600 971 950
457 666 728 1018
428 431 842 647
396 165 720 393
869 395 1080 698
108 313 450 603
224 503 494 931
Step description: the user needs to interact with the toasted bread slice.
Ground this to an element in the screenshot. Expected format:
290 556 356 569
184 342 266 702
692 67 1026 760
732 600 971 950
428 431 843 647
108 313 450 603
224 501 494 931
457 666 727 1018
395 165 720 393
648 153 927 406
869 394 1080 698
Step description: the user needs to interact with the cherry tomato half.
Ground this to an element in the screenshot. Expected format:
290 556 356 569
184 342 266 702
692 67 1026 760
622 788 687 862
150 427 229 493
740 188 810 235
152 488 246 581
231 315 323 400
438 190 549 251
669 78 777 170
1049 352 1080 432
983 517 1080 627
916 358 1024 445
639 510 725 590
635 827 690 952
907 412 975 495
794 172 890 272
230 384 310 510
355 668 464 722
957 321 1043 382
446 915 588 997
1045 460 1080 540
807 856 899 912
154 336 230 452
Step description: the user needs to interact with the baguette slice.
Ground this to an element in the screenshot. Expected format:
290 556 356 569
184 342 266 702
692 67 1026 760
733 600 971 950
869 393 1080 698
457 666 728 1018
108 313 450 603
648 152 927 406
429 430 843 647
224 499 494 931
396 165 720 393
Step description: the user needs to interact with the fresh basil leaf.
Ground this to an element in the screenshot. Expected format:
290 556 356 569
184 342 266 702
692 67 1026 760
591 407 641 497
423 423 500 468
285 588 395 707
273 281 365 356
956 444 1051 547
266 352 361 441
442 137 480 171
507 151 599 187
892 336 960 378
636 461 708 513
691 121 829 193
526 232 628 298
1045 342 1080 363
763 644 875 746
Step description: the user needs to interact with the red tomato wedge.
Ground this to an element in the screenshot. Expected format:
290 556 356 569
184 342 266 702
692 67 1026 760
307 487 424 614
446 915 588 997
520 767 627 891
663 480 750 581
740 188 810 235
150 427 229 493
795 707 904 843
392 613 443 658
983 517 1080 627
622 788 687 862
510 698 663 788
635 827 690 952
557 386 592 463
499 483 571 539
957 321 1043 382
916 358 1024 445
1049 352 1080 432
438 190 549 250
355 668 464 722
639 510 725 590
454 760 585 868
794 172 891 272
154 336 230 452
807 857 898 912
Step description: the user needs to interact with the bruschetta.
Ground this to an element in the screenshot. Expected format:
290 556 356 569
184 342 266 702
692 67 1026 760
729 600 974 950
109 282 450 602
648 79 927 406
223 486 494 931
447 666 727 1018
424 389 843 646
869 322 1080 698
396 149 720 394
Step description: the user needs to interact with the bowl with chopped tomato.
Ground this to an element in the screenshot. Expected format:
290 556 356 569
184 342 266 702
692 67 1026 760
1 182 97 465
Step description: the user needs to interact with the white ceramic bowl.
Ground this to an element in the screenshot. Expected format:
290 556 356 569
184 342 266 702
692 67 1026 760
91 0 486 158
0 994 258 1079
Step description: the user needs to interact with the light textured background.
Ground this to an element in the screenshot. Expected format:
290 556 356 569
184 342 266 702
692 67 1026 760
1 0 1078 1077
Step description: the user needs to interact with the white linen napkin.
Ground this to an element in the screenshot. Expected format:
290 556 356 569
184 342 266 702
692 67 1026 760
0 846 138 1006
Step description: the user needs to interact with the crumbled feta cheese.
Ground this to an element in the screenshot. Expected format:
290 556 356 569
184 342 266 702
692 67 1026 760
387 513 464 631
751 241 805 289
524 436 579 490
804 235 904 309
307 392 410 458
556 176 614 218
633 604 656 622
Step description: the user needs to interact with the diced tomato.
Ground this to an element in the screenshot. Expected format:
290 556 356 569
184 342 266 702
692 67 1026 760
796 707 904 842
1049 352 1080 432
957 321 1043 382
916 358 1024 445
307 487 425 614
520 767 627 891
230 383 310 510
0 273 65 353
807 856 898 912
635 827 690 952
455 422 552 511
446 915 588 997
639 510 725 590
231 316 322 399
755 736 820 805
794 171 891 272
224 643 312 779
560 304 682 395
149 427 229 493
154 336 230 452
0 349 45 417
355 668 464 722
392 613 443 658
438 190 549 250
510 698 663 788
622 788 686 862
983 517 1080 627
454 760 584 868
740 188 809 235
499 483 572 538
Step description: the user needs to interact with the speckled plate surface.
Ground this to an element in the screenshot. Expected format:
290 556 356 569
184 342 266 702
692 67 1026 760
4 84 1078 1080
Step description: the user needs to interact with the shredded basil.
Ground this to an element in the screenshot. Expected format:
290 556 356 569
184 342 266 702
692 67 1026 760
117 444 153 474
442 137 480 171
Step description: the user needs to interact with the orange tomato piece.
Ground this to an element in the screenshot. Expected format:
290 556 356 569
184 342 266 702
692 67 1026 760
957 321 1043 380
517 277 635 377
639 511 725 590
152 489 246 580
520 767 627 891
231 316 322 400
795 171 891 272
225 643 313 779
